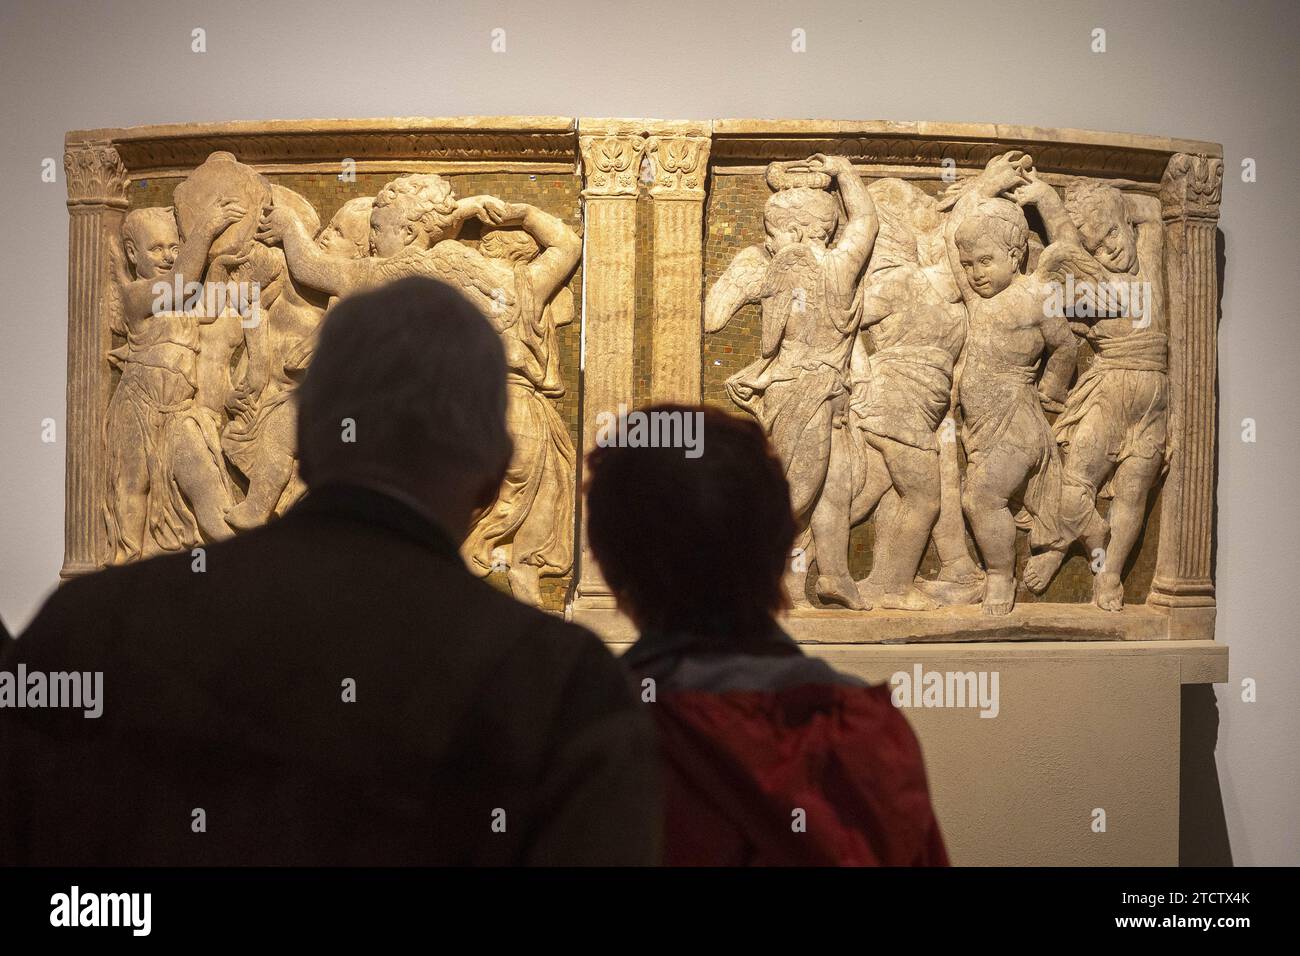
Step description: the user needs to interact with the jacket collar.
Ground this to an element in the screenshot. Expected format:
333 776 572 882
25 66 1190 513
623 618 801 670
289 481 464 564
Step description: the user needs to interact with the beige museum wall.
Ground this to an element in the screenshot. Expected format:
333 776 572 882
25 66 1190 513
0 0 1295 865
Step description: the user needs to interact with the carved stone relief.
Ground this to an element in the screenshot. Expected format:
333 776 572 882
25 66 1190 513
63 118 1221 642
706 150 1183 618
90 146 581 607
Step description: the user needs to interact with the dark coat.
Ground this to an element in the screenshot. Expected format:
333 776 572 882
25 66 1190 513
0 484 660 865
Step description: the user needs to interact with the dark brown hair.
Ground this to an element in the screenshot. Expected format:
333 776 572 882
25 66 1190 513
584 404 795 641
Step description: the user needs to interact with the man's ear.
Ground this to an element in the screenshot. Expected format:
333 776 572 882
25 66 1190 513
402 223 416 245
123 237 138 266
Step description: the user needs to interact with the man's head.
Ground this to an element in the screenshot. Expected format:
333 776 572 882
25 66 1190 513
370 174 459 257
954 198 1029 297
1066 180 1138 274
122 207 179 279
585 404 796 640
317 197 375 259
763 187 840 255
296 276 512 538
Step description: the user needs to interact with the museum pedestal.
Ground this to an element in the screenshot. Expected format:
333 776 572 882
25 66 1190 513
578 603 1227 866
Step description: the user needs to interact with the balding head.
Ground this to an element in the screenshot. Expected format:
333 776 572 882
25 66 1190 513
296 276 512 535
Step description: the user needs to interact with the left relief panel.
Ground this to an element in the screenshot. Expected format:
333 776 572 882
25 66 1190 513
66 119 584 612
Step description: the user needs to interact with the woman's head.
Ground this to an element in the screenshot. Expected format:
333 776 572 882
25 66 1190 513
584 404 796 640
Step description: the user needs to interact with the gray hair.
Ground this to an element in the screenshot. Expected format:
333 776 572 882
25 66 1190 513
296 276 511 490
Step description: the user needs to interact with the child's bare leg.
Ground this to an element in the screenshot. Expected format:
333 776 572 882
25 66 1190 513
226 408 296 530
784 526 815 608
226 448 295 530
510 487 552 607
812 422 865 610
855 444 895 598
1025 414 1113 593
106 411 151 561
872 438 941 610
864 486 898 594
963 448 1033 616
172 418 234 542
933 425 982 584
1094 454 1161 610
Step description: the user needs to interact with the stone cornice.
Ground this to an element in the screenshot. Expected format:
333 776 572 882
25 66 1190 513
710 119 1221 184
66 116 579 177
65 116 1222 193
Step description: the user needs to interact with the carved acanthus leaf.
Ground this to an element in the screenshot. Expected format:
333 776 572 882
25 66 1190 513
1160 152 1224 220
64 143 129 207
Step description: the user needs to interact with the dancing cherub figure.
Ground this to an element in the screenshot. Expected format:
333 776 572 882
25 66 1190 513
103 199 245 561
1020 181 1167 609
705 154 878 610
944 152 1099 615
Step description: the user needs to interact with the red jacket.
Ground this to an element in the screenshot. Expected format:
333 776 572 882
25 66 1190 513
626 628 949 867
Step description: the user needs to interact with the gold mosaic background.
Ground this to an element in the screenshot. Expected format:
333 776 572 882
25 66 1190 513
632 189 655 411
701 172 1162 607
129 169 583 612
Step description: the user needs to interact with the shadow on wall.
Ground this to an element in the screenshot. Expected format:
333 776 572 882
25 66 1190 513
1180 683 1232 865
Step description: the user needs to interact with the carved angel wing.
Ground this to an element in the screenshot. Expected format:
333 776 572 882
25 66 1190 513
372 242 516 324
704 244 769 333
936 175 977 213
1036 240 1110 286
759 244 827 355
105 232 133 342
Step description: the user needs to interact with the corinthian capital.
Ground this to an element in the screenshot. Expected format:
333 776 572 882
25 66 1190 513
64 141 129 208
1160 152 1223 222
645 122 711 201
578 121 646 199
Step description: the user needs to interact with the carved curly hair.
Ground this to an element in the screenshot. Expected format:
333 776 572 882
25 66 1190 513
1063 179 1127 231
953 197 1029 264
764 187 840 240
479 226 538 264
374 173 459 239
121 206 177 250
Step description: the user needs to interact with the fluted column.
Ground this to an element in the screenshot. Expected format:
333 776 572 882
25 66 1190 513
62 141 129 578
573 121 645 607
1148 152 1223 639
645 123 711 404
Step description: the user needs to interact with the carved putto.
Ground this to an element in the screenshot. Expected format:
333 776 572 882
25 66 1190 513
66 118 1219 637
707 151 1173 616
99 150 581 605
